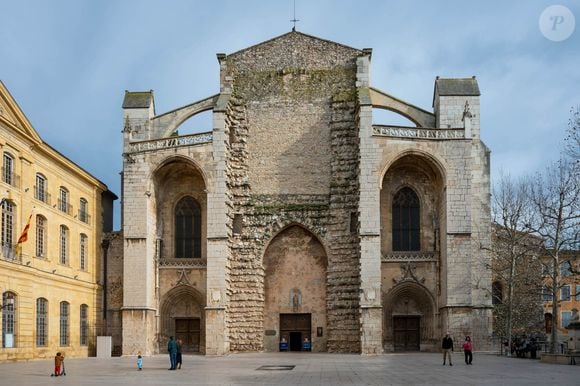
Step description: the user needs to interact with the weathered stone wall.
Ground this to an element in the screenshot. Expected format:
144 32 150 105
326 98 361 352
104 231 124 354
224 32 362 352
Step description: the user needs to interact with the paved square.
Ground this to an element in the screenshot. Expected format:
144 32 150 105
0 353 577 385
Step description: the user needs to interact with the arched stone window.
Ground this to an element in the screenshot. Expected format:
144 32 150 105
60 301 69 346
59 225 69 265
35 173 48 203
392 187 420 251
2 152 14 185
58 187 70 214
1 200 14 252
36 298 48 347
36 215 47 258
79 198 89 223
174 197 201 258
2 291 16 348
80 234 88 271
80 304 88 346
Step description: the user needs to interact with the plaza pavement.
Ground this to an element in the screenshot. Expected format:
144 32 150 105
0 352 577 386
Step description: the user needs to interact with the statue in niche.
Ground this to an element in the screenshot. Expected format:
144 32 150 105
290 288 302 312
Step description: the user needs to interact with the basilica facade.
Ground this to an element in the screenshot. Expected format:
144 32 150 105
108 31 492 356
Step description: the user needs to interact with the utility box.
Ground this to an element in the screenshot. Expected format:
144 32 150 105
97 336 112 358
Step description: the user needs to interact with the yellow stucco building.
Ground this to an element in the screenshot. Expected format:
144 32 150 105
0 81 115 361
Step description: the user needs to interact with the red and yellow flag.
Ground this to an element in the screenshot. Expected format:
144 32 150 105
17 213 33 244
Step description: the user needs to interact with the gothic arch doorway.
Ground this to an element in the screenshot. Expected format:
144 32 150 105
160 285 205 353
263 225 327 352
383 281 437 352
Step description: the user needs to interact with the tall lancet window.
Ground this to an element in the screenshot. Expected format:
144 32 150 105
174 197 201 258
392 187 420 251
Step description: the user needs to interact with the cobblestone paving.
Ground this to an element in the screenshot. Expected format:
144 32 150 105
0 352 577 386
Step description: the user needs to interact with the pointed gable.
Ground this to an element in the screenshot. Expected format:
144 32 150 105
0 81 43 144
226 31 363 74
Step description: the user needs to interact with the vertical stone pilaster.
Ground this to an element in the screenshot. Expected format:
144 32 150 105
204 98 230 355
121 164 157 354
356 53 383 354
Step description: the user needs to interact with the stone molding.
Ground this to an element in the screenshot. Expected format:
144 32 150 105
158 258 207 268
373 125 464 140
382 251 438 262
125 132 213 154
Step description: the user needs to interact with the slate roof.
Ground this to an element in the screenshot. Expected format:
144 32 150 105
435 77 480 97
122 91 153 109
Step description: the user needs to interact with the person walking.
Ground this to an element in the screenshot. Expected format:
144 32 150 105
442 332 454 366
167 336 178 370
137 353 143 370
463 336 473 365
176 339 183 369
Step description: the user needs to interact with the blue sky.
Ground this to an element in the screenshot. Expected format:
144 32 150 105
1 0 578 230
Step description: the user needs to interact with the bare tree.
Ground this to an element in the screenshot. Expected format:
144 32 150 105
490 174 543 355
529 158 580 353
564 106 580 161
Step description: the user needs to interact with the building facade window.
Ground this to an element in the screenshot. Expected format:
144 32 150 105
36 298 48 347
174 196 201 258
80 304 88 346
561 285 571 301
541 263 552 277
2 152 14 186
576 285 580 301
59 301 69 346
35 174 48 203
542 285 553 301
562 311 572 328
560 260 572 277
80 234 87 271
1 200 14 251
79 198 89 223
58 187 70 214
36 215 46 258
392 187 420 251
59 225 69 265
2 291 16 348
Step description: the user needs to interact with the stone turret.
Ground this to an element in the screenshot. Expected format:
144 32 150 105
122 90 155 147
433 77 480 138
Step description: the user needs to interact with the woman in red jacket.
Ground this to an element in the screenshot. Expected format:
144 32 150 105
463 336 473 365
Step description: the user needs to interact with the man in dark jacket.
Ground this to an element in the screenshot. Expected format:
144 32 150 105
442 332 454 366
168 336 178 370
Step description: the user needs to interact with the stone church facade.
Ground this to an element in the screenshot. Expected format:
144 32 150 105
108 31 492 356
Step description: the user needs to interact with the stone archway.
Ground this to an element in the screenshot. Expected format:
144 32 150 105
263 225 327 352
160 285 205 353
152 157 208 261
383 280 437 352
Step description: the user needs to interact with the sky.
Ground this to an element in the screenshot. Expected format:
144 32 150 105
1 0 578 230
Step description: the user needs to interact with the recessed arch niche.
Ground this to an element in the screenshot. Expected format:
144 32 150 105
262 225 327 352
